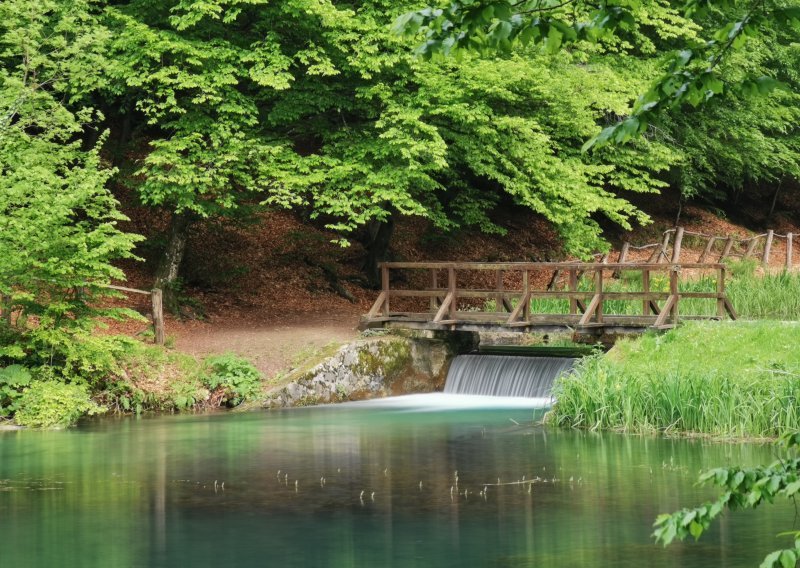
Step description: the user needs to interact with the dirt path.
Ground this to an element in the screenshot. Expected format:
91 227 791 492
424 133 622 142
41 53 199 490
173 313 361 377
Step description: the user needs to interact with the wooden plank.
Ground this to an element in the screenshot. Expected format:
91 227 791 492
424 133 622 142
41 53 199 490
381 265 390 315
788 233 794 271
762 230 774 266
669 267 679 325
433 292 454 323
723 298 738 320
744 236 760 258
522 270 530 320
151 288 165 346
671 226 684 263
720 237 735 262
506 292 531 324
430 269 438 311
618 242 630 264
595 268 603 323
367 291 388 318
716 266 726 318
106 284 151 295
495 270 505 311
448 267 456 320
653 295 676 328
613 242 630 278
569 269 578 315
578 294 601 326
642 269 650 316
698 237 716 263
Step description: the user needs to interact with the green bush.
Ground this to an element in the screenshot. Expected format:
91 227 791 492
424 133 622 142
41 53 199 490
14 381 105 428
203 353 261 407
0 364 31 416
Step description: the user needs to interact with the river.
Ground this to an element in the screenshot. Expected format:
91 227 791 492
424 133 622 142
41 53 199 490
0 396 790 567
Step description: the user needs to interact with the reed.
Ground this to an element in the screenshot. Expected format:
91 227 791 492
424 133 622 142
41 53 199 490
548 320 800 438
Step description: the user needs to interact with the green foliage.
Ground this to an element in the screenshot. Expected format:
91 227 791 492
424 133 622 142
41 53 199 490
395 0 800 150
653 432 800 568
13 381 105 428
549 321 800 437
0 0 143 375
203 353 261 407
0 364 30 416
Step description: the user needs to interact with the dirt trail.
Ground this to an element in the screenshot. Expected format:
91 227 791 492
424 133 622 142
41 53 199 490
173 313 361 377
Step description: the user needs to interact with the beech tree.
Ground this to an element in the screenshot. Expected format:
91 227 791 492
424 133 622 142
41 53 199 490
0 0 141 368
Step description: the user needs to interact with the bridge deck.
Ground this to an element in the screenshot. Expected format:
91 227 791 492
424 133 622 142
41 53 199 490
360 262 736 337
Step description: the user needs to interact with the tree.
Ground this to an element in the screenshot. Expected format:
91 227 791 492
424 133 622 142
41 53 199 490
393 0 800 149
0 0 141 373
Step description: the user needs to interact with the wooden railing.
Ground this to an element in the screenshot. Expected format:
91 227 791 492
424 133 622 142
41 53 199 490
364 262 737 332
106 285 165 345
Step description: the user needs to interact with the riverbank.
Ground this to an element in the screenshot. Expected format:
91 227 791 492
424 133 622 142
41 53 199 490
548 320 800 439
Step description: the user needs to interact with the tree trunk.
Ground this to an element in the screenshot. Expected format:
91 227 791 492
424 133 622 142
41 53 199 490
360 217 395 289
154 211 194 314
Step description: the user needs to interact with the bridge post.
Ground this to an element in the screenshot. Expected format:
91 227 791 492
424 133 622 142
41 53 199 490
522 270 530 321
642 268 650 315
670 266 679 325
595 267 603 324
717 266 726 318
430 269 438 311
568 269 578 314
448 267 456 320
788 233 794 271
381 265 390 316
495 270 504 312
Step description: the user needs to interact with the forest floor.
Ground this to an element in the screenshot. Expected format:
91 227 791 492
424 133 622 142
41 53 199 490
109 185 800 379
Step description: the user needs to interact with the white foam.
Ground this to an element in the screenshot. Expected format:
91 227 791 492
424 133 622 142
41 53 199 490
338 392 553 411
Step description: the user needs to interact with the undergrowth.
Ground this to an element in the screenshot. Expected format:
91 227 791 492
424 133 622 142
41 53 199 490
548 321 800 438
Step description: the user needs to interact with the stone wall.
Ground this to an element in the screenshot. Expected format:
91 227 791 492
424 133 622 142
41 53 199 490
262 331 477 408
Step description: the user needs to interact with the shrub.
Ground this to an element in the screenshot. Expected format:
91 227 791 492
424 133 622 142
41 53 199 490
203 353 261 407
0 364 31 417
14 381 105 428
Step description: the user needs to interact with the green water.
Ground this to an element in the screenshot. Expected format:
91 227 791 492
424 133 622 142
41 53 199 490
0 403 792 567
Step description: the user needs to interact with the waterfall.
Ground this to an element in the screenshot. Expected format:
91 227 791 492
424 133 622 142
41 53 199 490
444 354 575 398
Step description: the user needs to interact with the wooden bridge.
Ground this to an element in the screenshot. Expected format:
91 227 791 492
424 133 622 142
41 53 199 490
360 262 737 337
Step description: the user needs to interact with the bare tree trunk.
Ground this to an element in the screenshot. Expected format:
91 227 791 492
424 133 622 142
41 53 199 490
359 216 395 289
154 211 193 313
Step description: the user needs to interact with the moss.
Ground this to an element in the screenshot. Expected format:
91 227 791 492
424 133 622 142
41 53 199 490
354 339 411 378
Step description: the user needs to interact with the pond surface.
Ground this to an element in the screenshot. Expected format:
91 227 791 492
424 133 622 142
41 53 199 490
0 395 793 567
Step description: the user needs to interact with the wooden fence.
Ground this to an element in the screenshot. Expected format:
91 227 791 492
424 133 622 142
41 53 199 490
107 285 165 345
364 262 736 333
611 226 796 269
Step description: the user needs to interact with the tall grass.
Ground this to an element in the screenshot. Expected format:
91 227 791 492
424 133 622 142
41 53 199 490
548 321 800 438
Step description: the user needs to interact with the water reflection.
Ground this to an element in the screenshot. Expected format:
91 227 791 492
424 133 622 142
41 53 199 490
0 406 789 567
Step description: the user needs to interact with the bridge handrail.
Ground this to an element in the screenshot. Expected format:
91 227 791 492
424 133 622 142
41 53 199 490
366 261 736 330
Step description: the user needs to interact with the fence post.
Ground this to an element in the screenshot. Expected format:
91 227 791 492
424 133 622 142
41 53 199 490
448 267 456 320
698 236 716 263
381 265 390 316
744 236 760 258
788 233 794 271
595 267 604 324
716 266 725 318
762 230 774 267
720 236 735 262
430 269 438 311
642 269 650 316
569 269 578 315
670 266 679 325
495 270 504 312
522 270 530 320
151 288 165 346
671 227 684 263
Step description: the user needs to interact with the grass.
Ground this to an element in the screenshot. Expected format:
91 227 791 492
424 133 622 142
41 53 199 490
485 260 800 321
547 320 800 438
